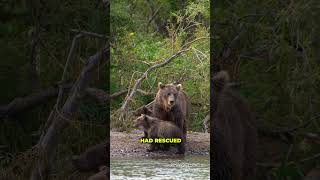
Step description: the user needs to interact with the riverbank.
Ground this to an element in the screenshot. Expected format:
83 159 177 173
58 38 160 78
111 130 210 157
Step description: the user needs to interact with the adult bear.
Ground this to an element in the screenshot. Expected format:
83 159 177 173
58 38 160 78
212 71 257 180
153 82 190 138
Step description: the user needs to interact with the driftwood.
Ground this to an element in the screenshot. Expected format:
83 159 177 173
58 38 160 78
118 48 190 122
30 45 108 180
203 114 210 133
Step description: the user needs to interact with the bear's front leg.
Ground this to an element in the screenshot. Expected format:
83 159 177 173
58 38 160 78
141 131 148 138
147 143 156 152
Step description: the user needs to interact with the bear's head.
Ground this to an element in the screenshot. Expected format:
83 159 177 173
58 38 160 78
157 82 182 112
133 114 149 131
212 71 229 93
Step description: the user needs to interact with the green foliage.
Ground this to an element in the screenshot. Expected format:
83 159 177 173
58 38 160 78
213 0 320 178
0 0 107 177
111 0 209 132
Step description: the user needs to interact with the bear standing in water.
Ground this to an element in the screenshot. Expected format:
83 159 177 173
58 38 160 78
153 82 190 139
212 71 257 180
133 114 185 154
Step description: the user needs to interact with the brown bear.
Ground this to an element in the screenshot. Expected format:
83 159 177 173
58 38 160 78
72 142 107 172
87 166 109 180
132 105 153 138
211 71 257 180
304 168 320 180
132 105 153 117
153 82 190 138
133 114 185 154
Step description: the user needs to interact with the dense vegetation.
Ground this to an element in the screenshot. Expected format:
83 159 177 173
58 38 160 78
0 0 319 179
213 0 320 179
0 1 108 179
110 0 210 132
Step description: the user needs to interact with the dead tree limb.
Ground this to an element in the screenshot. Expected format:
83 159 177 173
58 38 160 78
147 5 162 29
203 114 210 133
0 84 71 118
56 33 83 107
136 89 155 96
257 152 320 168
30 45 108 180
28 27 41 91
27 0 42 91
70 29 108 39
257 114 320 138
0 87 123 119
118 48 191 122
86 88 127 103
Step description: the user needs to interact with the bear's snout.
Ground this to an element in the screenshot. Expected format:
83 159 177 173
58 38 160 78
167 95 175 106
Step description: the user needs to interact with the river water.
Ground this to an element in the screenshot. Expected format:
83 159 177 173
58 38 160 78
111 155 210 180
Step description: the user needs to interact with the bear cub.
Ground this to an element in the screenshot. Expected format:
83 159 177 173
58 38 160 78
133 114 185 154
132 105 153 138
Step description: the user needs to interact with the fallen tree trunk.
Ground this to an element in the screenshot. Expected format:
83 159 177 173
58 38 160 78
30 46 108 180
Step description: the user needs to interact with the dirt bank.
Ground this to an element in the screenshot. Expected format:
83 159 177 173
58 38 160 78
111 130 210 157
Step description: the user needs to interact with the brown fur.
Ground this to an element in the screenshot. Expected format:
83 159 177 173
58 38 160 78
87 166 109 180
132 106 153 138
153 82 190 138
211 71 257 180
72 142 107 172
132 106 153 117
133 114 185 154
304 168 320 180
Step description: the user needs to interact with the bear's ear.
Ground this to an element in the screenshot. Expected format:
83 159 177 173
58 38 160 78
99 165 107 171
176 84 182 91
158 82 165 89
213 71 230 92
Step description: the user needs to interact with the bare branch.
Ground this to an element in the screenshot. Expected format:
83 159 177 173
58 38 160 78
257 152 320 168
118 48 191 122
56 33 83 107
257 114 320 138
86 88 127 103
0 84 72 119
203 114 210 133
70 29 108 39
28 26 41 91
181 37 210 49
0 86 123 120
30 45 108 180
147 5 162 29
136 89 155 96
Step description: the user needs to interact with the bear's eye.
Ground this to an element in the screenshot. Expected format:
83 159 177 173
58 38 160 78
167 93 171 96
